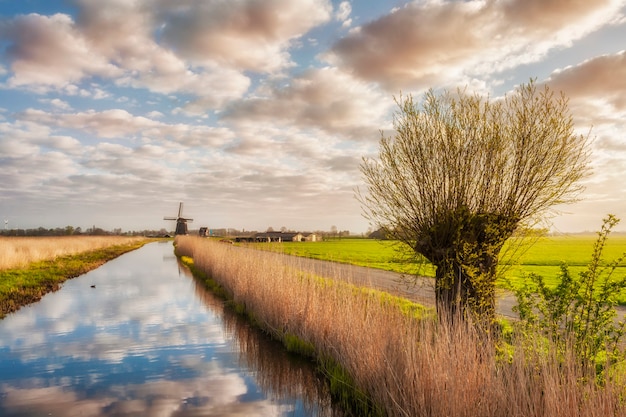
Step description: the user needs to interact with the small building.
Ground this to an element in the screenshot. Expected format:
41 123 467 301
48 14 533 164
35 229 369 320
234 231 319 243
302 233 318 242
198 227 209 237
253 232 302 242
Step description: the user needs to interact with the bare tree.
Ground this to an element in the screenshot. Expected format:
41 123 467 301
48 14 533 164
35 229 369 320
359 81 591 323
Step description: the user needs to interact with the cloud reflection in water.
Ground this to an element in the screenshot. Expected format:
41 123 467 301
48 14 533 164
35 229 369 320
0 242 341 416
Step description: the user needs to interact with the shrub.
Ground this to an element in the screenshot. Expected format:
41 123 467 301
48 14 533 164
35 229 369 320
514 215 626 373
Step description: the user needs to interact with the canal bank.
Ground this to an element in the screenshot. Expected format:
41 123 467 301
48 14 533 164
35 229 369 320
0 238 150 319
174 236 626 417
0 241 346 416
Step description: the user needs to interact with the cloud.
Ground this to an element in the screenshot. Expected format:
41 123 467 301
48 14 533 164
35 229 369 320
75 0 332 98
0 150 78 193
18 108 159 139
326 0 625 90
541 51 626 166
547 50 626 113
0 108 234 219
0 13 120 89
0 5 250 108
38 98 72 110
17 108 235 146
531 49 626 231
146 111 164 119
224 67 391 140
336 1 352 27
0 0 340 111
157 0 333 73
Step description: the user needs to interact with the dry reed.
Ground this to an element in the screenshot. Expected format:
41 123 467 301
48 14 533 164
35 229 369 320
0 236 146 270
176 236 626 417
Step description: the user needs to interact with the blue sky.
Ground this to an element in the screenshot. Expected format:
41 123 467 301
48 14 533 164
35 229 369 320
0 0 625 234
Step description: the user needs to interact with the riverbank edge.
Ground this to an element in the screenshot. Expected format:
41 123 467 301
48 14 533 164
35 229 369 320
176 251 412 416
0 239 154 319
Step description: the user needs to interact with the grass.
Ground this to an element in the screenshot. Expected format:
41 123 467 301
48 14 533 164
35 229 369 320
246 235 626 301
500 235 626 302
249 238 434 275
0 236 147 270
0 237 150 318
176 236 626 417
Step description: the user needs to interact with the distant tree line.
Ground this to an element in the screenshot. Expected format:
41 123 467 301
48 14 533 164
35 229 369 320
0 226 170 237
1 225 360 239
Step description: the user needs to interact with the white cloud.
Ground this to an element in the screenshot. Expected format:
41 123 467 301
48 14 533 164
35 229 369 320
146 111 164 119
157 0 333 73
547 50 626 114
326 0 626 90
0 5 251 108
336 1 352 27
224 67 391 140
0 13 121 89
18 108 158 138
38 98 72 110
16 108 235 148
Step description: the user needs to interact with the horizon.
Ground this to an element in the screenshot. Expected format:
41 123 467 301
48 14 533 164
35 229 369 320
1 1 625 234
3 222 625 238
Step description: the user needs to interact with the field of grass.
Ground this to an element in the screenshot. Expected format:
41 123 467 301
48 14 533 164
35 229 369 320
0 236 150 318
178 236 625 416
250 238 433 275
495 235 626 293
249 234 626 300
0 236 147 270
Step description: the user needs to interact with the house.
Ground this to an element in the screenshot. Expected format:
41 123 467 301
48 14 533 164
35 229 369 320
253 231 302 242
234 231 319 242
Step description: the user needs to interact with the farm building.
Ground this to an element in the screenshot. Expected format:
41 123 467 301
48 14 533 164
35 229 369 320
234 231 319 243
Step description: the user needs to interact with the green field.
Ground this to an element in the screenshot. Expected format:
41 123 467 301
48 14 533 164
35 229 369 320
258 238 432 275
499 235 626 289
251 235 626 301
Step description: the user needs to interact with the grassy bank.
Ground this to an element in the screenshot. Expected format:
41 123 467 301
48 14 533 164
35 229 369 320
0 237 150 318
176 236 625 417
0 236 148 270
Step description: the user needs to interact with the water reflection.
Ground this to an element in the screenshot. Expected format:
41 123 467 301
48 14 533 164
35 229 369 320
191 279 340 417
0 242 344 416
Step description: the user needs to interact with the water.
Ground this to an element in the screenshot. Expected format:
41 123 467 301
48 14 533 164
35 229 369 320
0 241 342 416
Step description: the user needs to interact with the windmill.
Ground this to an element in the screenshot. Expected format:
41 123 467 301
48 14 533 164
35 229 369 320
164 202 193 235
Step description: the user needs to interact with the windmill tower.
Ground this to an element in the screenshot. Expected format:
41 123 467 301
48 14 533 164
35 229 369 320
164 202 193 235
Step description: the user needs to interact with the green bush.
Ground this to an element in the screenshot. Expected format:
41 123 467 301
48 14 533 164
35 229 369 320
513 215 626 373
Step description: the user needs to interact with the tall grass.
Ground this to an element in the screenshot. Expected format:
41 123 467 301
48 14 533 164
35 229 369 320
176 236 626 417
0 236 146 270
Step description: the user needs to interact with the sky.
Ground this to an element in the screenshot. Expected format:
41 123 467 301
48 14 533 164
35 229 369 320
0 0 625 235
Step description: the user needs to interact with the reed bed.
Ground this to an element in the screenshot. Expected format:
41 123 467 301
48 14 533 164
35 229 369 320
0 236 146 270
175 236 626 417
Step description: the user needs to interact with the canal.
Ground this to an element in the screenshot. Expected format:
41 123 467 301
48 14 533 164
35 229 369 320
0 241 344 416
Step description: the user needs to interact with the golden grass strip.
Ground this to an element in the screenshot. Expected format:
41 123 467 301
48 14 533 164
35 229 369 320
0 236 146 270
175 236 626 417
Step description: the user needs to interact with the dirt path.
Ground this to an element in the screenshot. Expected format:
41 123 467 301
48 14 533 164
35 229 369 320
289 256 519 319
284 254 626 320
